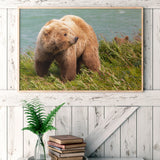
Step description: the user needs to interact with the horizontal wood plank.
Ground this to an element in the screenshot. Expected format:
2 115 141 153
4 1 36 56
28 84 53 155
85 107 138 156
0 90 160 107
0 1 160 8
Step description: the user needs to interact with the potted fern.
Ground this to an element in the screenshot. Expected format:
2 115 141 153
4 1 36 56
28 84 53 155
22 98 64 160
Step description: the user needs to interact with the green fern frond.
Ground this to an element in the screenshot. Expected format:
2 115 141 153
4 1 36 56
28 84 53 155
22 126 38 134
23 101 45 133
44 125 57 133
42 103 65 133
22 99 64 136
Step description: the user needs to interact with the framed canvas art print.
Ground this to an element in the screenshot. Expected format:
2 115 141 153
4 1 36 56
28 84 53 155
18 7 143 91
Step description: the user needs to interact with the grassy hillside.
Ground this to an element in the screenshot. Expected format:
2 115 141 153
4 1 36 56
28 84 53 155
20 36 142 91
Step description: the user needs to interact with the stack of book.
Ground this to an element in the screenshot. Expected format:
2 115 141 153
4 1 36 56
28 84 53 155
48 135 86 160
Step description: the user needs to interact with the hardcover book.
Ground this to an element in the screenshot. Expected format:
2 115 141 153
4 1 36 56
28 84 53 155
49 135 83 144
48 146 85 153
49 152 83 160
48 141 86 149
49 149 85 158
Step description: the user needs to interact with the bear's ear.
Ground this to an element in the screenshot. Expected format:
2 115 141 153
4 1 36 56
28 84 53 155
43 26 52 36
45 19 54 26
114 37 119 42
114 37 118 41
125 36 129 40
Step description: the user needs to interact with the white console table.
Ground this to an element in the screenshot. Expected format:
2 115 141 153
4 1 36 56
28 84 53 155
87 158 144 160
18 157 144 160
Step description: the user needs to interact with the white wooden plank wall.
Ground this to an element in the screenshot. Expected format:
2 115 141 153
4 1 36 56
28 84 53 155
8 107 23 160
0 8 7 90
7 8 23 160
0 8 7 160
136 8 153 160
72 107 88 139
89 106 105 157
153 9 160 160
137 107 153 160
0 1 160 160
121 112 136 158
104 108 121 158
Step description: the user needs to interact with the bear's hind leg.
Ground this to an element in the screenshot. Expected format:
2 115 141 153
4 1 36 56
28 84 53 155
82 47 100 72
59 52 77 82
60 60 76 82
35 60 52 77
77 56 83 74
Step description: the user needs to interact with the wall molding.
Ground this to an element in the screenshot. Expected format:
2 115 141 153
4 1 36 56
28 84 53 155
0 1 160 8
0 90 159 106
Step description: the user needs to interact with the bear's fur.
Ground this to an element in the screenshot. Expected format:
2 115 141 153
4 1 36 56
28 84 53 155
34 15 100 82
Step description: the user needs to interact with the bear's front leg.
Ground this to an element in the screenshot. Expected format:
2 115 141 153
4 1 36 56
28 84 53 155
59 50 77 82
35 60 52 77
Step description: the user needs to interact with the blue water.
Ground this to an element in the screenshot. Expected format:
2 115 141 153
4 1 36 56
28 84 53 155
20 9 142 53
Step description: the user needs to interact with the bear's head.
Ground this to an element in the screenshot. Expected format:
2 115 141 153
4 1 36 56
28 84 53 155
40 19 78 54
114 36 129 44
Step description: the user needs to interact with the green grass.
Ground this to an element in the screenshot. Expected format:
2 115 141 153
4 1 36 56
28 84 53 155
20 37 142 91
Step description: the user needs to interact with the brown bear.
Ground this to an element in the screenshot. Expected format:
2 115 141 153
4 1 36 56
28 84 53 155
114 36 129 45
34 15 100 82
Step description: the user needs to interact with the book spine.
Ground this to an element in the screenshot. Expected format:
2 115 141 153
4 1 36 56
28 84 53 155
60 152 84 158
48 146 62 154
49 149 61 157
48 141 65 149
58 139 83 145
49 145 62 151
49 145 85 154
